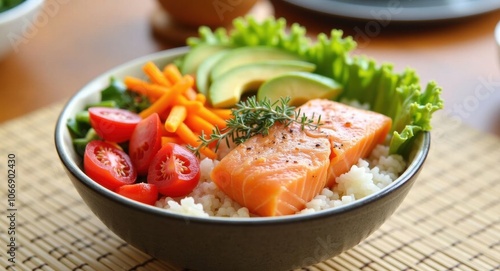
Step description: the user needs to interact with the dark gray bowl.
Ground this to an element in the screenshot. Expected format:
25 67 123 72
54 47 430 271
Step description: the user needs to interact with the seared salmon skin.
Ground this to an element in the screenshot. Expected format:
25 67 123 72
210 99 392 216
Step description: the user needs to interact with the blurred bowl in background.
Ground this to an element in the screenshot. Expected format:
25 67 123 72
157 0 258 27
151 0 273 45
0 0 44 60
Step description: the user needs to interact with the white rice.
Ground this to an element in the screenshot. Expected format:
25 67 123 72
155 144 406 218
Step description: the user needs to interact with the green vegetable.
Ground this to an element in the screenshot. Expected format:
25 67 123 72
67 115 91 139
185 16 443 156
101 77 151 113
67 77 152 156
180 44 230 75
85 100 118 109
209 60 316 108
72 128 100 157
257 71 343 106
0 0 24 13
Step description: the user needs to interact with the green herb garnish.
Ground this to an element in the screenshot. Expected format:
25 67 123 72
189 96 321 157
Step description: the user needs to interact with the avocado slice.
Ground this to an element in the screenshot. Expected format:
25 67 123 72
210 46 304 80
196 50 230 95
209 60 316 108
257 72 343 106
181 44 230 75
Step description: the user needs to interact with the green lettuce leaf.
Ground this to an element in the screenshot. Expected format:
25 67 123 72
186 16 444 156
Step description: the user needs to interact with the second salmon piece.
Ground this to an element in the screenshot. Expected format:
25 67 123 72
299 100 392 187
211 99 392 216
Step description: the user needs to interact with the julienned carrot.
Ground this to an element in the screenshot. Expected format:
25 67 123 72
139 76 194 119
163 64 182 85
124 76 167 99
123 77 147 96
175 123 217 159
184 88 197 101
165 105 187 133
135 61 232 158
143 61 171 87
196 107 227 129
209 108 233 121
185 114 215 136
162 64 197 100
174 95 203 112
195 93 206 104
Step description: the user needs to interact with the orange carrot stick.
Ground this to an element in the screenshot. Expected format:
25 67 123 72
175 123 216 159
195 93 207 104
196 107 227 129
185 114 215 135
174 95 203 112
184 87 197 101
165 105 187 133
209 108 233 121
124 76 167 99
163 63 182 84
143 61 171 87
123 76 148 96
139 76 194 119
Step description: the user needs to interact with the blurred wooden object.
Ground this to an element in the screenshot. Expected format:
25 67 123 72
151 0 274 45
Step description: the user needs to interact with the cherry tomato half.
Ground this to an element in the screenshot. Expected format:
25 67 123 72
115 183 158 205
84 140 137 190
129 113 162 175
88 107 142 143
147 143 201 197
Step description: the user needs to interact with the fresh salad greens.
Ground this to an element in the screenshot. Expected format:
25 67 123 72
67 77 150 156
184 17 444 156
0 0 24 13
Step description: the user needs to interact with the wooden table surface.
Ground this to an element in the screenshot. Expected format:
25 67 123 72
1 0 499 137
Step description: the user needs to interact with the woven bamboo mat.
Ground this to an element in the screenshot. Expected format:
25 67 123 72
0 103 499 271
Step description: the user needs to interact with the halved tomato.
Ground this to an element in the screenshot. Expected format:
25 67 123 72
129 113 163 175
115 183 158 205
84 140 137 190
147 143 200 197
88 107 141 143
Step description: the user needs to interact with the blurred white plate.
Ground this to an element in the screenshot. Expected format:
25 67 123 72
283 0 500 22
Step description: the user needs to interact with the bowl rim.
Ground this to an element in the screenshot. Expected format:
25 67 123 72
54 47 431 225
0 0 44 24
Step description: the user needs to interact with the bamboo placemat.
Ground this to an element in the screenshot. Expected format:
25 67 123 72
0 103 499 271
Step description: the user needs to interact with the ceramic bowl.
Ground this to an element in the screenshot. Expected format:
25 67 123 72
54 47 431 271
0 0 44 60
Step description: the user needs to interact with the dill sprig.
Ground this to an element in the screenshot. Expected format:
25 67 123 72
189 96 322 157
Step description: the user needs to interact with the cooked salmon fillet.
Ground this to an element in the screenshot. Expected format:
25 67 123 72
299 100 392 187
211 99 392 216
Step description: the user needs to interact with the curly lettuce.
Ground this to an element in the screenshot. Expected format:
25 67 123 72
185 16 444 156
